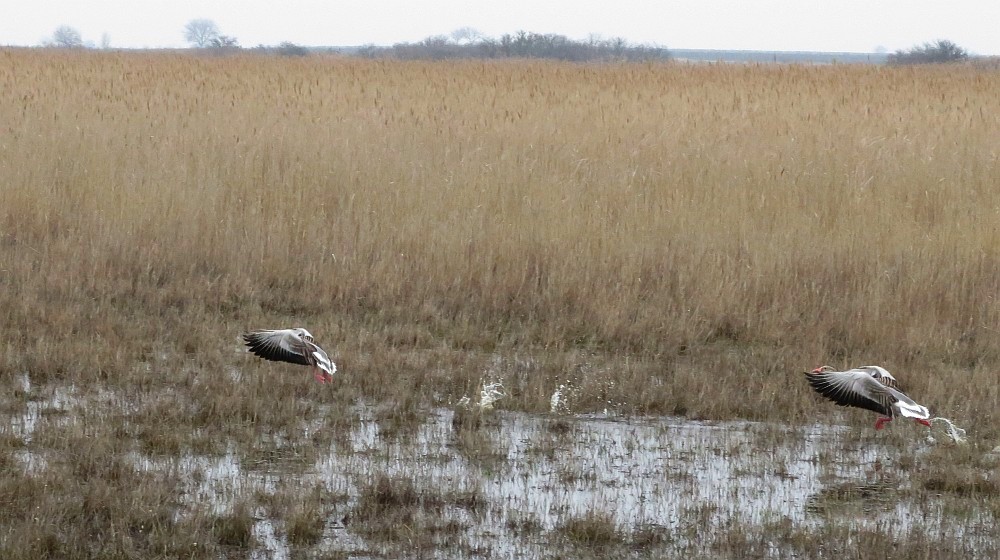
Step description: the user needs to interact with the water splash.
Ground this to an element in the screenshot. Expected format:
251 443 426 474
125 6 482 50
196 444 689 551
458 380 505 411
928 417 968 445
550 384 567 413
550 383 575 414
478 381 505 410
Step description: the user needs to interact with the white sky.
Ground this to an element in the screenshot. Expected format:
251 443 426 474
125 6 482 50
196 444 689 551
1 0 998 54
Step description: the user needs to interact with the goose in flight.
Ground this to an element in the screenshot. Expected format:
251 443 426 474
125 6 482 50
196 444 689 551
804 365 931 430
242 328 337 383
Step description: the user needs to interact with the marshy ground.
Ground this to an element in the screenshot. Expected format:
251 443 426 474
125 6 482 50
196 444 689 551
2 51 1000 558
2 377 995 559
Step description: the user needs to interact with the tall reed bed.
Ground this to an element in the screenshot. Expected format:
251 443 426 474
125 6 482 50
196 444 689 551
4 47 1000 560
2 50 999 423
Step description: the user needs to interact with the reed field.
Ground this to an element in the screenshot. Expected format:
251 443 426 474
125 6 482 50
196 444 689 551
2 49 1000 558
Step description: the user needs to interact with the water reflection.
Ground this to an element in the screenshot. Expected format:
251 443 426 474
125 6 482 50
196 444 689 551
4 378 984 559
114 407 987 557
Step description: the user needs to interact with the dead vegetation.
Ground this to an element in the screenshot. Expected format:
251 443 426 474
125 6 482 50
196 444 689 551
556 510 625 549
2 49 1000 557
4 50 1000 424
348 473 482 551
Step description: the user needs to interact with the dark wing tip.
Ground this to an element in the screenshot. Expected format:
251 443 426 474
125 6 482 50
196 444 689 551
242 331 267 351
241 330 311 366
805 372 891 416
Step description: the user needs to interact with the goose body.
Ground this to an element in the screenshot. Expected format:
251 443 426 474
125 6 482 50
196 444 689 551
242 328 337 384
805 365 930 430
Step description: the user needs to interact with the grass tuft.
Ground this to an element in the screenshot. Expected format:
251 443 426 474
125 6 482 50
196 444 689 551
556 510 624 549
211 502 257 548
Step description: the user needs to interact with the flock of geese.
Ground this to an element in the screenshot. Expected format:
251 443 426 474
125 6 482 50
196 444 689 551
241 327 935 432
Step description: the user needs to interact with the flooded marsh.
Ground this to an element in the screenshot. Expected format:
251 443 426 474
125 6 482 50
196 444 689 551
4 53 1000 559
3 379 995 558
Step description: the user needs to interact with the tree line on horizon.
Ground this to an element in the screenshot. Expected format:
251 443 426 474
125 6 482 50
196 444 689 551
38 21 979 66
355 29 671 62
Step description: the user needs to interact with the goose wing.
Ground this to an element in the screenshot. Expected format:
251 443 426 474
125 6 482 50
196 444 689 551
805 370 894 416
242 329 312 366
854 365 902 390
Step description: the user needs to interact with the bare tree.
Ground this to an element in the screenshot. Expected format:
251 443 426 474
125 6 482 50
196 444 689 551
276 42 309 57
888 40 969 65
50 25 84 48
184 19 220 48
363 31 669 62
209 35 240 49
100 32 111 49
450 27 482 45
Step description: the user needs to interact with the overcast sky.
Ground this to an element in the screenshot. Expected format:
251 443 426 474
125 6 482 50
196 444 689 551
2 0 998 54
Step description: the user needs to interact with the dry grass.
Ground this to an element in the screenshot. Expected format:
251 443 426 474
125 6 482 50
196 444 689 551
3 51 1000 422
556 510 625 548
718 519 982 560
211 501 256 548
349 473 474 550
3 51 999 426
2 49 1000 557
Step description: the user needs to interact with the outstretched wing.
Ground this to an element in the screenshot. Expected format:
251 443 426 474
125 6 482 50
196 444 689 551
242 329 311 366
804 370 893 416
855 365 902 390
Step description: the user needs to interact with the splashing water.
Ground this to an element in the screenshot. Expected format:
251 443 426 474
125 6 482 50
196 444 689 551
549 382 577 414
458 380 506 411
479 381 505 410
928 417 968 445
550 384 567 413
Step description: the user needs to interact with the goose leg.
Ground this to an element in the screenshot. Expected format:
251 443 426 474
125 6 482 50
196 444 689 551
913 418 932 428
313 368 328 384
874 416 892 430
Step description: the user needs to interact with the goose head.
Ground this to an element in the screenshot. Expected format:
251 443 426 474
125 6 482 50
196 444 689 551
293 327 314 342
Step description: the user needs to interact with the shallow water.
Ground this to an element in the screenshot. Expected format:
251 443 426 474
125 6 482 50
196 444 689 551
1 375 986 558
114 406 992 557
